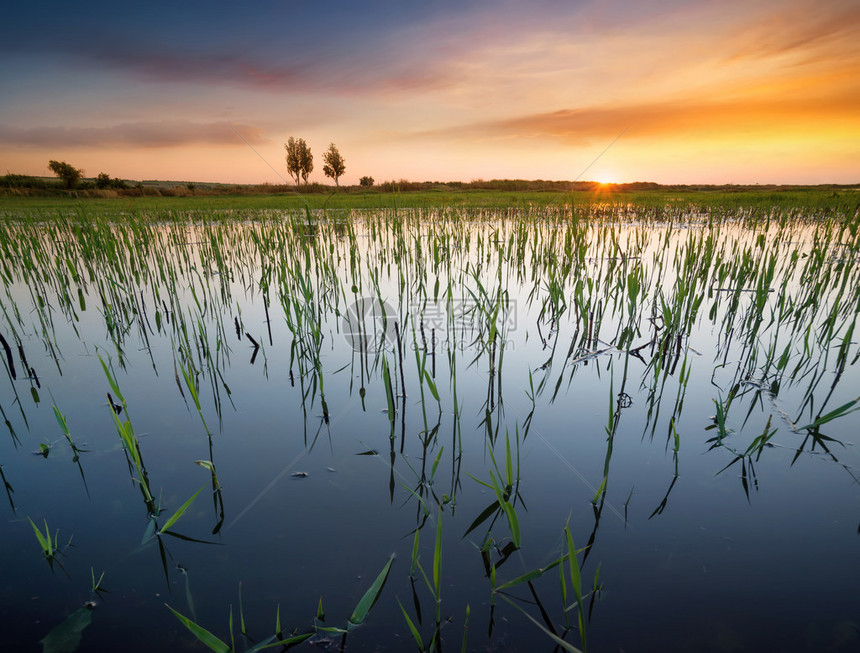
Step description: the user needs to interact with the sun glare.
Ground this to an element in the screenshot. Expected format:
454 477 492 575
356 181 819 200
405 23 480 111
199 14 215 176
593 172 618 185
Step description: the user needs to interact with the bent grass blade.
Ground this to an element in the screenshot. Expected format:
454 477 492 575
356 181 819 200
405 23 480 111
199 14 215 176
433 506 443 618
97 353 125 407
91 567 107 594
382 354 396 423
253 632 314 650
159 484 205 535
565 524 587 651
397 597 425 650
167 602 314 653
494 548 580 592
497 593 584 653
166 603 230 653
489 470 521 549
797 396 860 431
348 553 396 629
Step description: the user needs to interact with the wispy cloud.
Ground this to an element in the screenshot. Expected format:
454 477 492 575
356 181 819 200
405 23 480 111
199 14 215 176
723 0 860 63
417 85 860 145
42 42 455 97
0 120 267 148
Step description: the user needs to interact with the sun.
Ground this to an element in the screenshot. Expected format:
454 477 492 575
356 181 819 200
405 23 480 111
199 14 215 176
592 171 619 185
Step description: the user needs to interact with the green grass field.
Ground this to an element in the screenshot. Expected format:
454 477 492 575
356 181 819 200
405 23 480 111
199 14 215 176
1 186 858 215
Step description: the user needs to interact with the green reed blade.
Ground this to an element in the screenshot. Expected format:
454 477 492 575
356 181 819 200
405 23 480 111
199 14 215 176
97 354 124 406
52 405 70 437
495 552 571 592
382 354 395 421
433 508 443 601
238 581 246 635
461 500 500 539
28 517 52 557
430 446 444 483
91 567 106 593
505 431 513 489
159 484 205 534
488 471 521 548
245 635 277 652
401 484 430 516
466 473 494 492
348 553 395 629
503 501 521 549
315 625 348 635
797 397 859 431
497 594 584 653
410 528 420 577
565 524 586 651
183 568 197 621
228 604 234 652
255 632 314 650
165 604 230 653
592 477 607 505
461 604 470 653
397 597 425 649
423 369 440 402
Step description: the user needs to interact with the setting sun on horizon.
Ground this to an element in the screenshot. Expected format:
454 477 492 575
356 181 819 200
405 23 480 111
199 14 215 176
592 171 620 185
2 1 858 186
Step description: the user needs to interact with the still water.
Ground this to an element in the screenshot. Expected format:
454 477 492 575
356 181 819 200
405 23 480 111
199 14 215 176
0 207 858 652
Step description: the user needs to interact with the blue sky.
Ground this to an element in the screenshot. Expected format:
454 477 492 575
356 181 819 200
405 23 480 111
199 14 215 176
2 0 858 184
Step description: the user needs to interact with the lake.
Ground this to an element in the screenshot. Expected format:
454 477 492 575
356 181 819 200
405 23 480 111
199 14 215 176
1 204 858 652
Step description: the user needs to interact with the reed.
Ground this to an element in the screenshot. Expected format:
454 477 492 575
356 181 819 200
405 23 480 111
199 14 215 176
1 193 858 652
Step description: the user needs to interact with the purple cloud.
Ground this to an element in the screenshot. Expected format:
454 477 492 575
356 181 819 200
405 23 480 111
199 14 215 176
0 120 268 148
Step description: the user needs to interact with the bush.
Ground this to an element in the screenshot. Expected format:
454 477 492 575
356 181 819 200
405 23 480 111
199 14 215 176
48 160 83 189
0 174 55 189
97 173 128 189
359 176 374 187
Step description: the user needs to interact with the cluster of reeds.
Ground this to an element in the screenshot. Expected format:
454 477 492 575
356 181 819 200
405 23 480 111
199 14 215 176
0 194 857 650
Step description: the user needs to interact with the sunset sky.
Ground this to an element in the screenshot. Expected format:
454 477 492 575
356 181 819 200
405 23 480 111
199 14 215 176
2 0 858 185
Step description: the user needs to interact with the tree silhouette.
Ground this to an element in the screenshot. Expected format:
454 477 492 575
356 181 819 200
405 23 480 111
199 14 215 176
48 160 83 189
285 137 313 185
322 143 346 186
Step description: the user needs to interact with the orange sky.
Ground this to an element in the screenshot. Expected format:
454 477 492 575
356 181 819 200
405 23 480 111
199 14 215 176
1 0 858 185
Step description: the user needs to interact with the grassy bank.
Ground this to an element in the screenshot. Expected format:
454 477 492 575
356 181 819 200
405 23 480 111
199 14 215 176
0 186 858 216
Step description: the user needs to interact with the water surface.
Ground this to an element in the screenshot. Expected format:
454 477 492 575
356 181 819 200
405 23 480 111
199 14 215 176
0 206 858 652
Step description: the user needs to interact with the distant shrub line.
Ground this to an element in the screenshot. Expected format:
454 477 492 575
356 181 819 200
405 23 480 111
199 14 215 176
2 173 857 199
